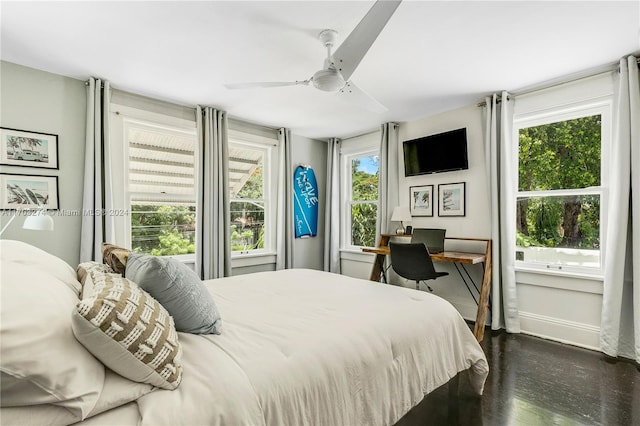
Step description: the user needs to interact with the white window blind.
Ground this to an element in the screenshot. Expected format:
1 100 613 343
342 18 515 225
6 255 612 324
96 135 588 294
125 120 198 256
128 125 197 205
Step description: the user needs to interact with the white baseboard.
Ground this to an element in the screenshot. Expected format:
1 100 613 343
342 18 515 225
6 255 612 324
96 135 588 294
519 311 600 351
433 298 601 351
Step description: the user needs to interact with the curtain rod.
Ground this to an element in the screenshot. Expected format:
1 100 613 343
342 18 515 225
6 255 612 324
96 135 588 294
476 55 640 108
84 79 105 87
476 97 506 108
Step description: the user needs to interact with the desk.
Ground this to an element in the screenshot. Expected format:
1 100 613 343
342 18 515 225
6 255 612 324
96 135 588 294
362 234 492 342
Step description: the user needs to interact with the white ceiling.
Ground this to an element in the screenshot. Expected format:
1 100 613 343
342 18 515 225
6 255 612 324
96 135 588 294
1 1 638 139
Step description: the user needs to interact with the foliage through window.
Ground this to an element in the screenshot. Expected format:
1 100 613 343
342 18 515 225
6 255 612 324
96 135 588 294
516 112 605 270
349 154 379 247
131 205 196 255
128 122 197 256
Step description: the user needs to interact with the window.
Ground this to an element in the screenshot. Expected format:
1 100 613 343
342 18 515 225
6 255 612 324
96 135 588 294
344 151 379 249
514 104 610 273
126 120 197 257
228 129 277 256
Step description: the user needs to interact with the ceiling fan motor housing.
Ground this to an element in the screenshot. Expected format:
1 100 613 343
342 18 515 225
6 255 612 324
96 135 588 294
224 0 401 109
312 68 345 92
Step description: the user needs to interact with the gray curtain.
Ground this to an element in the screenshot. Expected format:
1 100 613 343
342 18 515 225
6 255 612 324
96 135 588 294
276 128 293 270
80 77 114 262
195 106 231 279
376 123 400 238
323 138 341 273
483 92 520 332
601 55 640 363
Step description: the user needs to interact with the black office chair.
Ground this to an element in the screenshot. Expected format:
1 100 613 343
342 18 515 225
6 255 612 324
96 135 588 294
411 228 446 254
389 242 449 292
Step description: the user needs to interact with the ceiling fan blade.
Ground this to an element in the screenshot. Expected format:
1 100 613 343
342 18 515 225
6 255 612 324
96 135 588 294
224 81 309 90
338 81 387 113
332 0 401 81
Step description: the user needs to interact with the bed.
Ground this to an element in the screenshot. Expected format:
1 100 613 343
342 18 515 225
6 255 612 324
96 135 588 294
0 240 488 425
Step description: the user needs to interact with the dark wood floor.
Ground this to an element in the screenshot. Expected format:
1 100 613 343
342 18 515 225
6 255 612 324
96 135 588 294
398 331 640 426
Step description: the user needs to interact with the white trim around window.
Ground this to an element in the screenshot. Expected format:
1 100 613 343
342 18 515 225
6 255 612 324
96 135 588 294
513 98 612 278
109 103 197 258
339 131 380 251
228 130 278 260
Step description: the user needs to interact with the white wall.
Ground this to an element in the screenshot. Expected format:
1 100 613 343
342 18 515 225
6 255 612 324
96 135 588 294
291 134 326 271
340 103 603 350
232 134 327 275
0 61 606 350
0 62 329 274
341 105 489 320
0 61 86 267
516 272 602 350
396 104 490 321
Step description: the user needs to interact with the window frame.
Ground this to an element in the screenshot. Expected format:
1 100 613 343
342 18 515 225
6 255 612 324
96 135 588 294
124 118 198 257
512 100 611 277
227 129 278 258
109 104 198 260
340 146 380 251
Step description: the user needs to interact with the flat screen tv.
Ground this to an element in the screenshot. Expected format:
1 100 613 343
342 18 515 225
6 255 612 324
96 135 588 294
403 128 469 176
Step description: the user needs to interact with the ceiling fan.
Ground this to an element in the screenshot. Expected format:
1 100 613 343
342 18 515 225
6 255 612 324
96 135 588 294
224 0 402 113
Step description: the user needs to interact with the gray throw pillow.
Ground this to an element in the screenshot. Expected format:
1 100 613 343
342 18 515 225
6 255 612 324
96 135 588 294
125 253 222 334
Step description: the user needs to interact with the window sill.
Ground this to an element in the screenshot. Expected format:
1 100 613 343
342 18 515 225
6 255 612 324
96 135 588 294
164 254 195 263
340 249 374 262
231 252 277 268
515 265 603 281
515 266 604 295
157 253 277 269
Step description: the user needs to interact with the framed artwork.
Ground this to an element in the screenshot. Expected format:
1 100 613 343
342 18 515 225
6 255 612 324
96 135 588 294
438 182 465 217
409 185 434 217
1 173 59 210
0 127 59 169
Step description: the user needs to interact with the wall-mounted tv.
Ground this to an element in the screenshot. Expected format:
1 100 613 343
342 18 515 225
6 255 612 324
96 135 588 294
403 128 469 177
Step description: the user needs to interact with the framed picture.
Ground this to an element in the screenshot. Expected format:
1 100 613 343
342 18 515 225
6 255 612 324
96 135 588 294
409 185 434 217
438 182 465 217
0 127 59 169
1 173 59 210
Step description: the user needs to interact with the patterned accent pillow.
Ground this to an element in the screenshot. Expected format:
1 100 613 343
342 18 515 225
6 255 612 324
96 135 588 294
71 269 183 390
101 243 130 275
77 261 115 299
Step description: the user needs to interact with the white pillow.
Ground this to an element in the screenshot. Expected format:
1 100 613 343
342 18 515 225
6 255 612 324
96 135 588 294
0 369 155 426
0 240 81 296
0 243 105 419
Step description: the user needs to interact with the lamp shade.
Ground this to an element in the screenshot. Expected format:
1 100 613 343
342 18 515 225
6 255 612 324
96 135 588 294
23 214 54 231
390 206 411 222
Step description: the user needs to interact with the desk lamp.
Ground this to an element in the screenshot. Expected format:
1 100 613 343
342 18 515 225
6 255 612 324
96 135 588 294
0 209 54 237
391 206 411 235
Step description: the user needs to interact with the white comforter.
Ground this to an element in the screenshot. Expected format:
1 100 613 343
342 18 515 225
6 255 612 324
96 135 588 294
79 268 488 426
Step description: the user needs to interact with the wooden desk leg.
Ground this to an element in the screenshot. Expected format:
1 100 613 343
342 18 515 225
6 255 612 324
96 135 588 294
368 234 391 282
473 240 492 342
369 253 385 282
378 234 391 247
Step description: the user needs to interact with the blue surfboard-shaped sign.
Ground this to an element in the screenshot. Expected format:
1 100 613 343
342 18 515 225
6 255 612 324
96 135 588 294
293 165 319 238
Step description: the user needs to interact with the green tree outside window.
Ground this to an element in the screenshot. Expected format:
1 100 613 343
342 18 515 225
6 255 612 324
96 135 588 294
517 115 601 250
131 204 196 255
231 166 265 251
351 156 379 247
